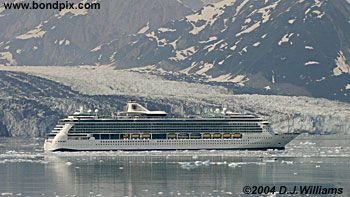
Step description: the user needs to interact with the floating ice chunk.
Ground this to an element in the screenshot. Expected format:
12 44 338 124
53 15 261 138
228 162 243 168
263 158 276 162
1 193 13 196
65 161 72 166
281 160 293 165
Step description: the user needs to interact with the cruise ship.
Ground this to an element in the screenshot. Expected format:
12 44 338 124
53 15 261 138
44 101 299 151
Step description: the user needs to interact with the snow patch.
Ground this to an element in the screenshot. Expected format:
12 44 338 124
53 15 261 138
58 0 88 16
312 10 325 18
278 33 294 45
196 63 214 75
239 46 248 55
305 46 314 50
234 0 249 16
137 22 150 34
221 18 229 32
288 18 296 24
218 60 225 65
230 39 242 51
231 75 248 86
91 45 102 52
204 39 224 53
186 0 235 35
0 52 17 66
208 74 248 85
158 27 176 33
199 36 218 44
169 37 181 50
0 6 4 15
236 22 261 37
146 32 167 47
16 25 46 40
315 77 326 82
346 84 350 90
258 0 281 23
169 46 197 62
314 0 323 8
305 61 319 66
55 39 70 46
253 42 261 47
179 62 197 75
333 51 350 76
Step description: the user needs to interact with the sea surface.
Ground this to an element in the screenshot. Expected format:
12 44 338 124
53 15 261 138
0 135 349 197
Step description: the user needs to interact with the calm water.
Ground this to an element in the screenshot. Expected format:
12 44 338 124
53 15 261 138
0 135 349 197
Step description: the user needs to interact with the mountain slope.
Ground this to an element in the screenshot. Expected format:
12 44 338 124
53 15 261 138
0 0 192 66
97 0 350 102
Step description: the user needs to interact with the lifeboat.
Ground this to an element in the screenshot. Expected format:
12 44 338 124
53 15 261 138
232 133 242 138
223 133 231 138
202 133 211 139
142 133 151 138
131 134 140 139
167 133 177 139
213 133 222 138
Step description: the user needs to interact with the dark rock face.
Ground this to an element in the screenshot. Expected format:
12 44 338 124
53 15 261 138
0 71 118 137
99 0 349 102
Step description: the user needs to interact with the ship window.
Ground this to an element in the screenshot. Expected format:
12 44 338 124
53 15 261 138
101 134 109 140
110 134 120 139
93 134 100 139
152 134 167 139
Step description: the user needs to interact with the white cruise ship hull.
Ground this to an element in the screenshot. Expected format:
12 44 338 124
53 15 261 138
44 132 298 152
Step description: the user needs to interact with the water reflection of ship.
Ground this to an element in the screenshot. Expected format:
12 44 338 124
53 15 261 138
44 154 272 196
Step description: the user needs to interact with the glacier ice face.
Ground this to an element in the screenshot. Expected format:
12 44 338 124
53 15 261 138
0 67 349 137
